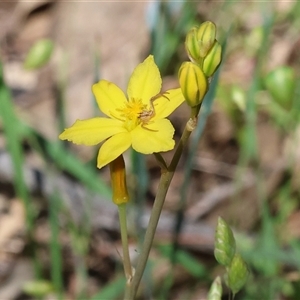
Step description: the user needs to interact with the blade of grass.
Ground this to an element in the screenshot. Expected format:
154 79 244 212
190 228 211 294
158 244 208 278
91 276 126 300
44 139 111 197
49 191 63 299
0 61 42 277
0 62 111 199
9 122 111 198
0 62 34 232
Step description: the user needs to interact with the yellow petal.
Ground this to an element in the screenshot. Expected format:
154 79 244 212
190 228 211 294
131 119 175 153
59 118 125 145
152 88 185 120
97 132 131 168
92 80 127 119
127 55 161 104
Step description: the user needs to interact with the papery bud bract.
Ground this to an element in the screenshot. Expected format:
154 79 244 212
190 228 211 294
227 253 249 295
214 217 236 266
185 26 201 63
197 21 216 58
203 40 222 77
178 61 208 107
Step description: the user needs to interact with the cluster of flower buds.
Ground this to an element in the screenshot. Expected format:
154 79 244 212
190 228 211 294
214 217 249 295
179 21 222 107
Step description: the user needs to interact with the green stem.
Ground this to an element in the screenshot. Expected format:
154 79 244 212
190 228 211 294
127 120 194 299
169 118 196 171
118 204 132 291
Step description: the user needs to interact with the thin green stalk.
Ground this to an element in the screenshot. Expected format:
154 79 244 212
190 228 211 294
127 171 171 299
0 63 41 277
0 71 34 232
169 117 197 172
170 68 221 266
118 204 132 287
127 121 194 299
74 255 88 300
49 192 63 300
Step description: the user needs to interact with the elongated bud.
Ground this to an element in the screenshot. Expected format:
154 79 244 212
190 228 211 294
197 21 216 58
227 253 249 295
203 40 222 77
178 62 208 107
109 155 129 205
185 26 201 63
214 217 236 266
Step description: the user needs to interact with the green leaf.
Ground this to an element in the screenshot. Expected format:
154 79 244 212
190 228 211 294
91 276 126 300
158 244 207 278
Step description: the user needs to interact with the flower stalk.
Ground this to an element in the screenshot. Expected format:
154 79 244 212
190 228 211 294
127 117 195 299
118 204 132 282
127 20 222 299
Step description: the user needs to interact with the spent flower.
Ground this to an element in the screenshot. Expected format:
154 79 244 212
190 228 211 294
59 55 184 168
110 155 129 205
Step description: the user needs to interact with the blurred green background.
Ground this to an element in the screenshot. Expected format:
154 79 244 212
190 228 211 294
0 1 300 299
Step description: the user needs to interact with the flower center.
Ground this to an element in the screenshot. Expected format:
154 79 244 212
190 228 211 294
118 98 146 131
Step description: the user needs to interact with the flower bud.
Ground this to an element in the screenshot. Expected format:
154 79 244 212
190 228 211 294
203 40 222 77
185 26 201 63
24 39 54 70
214 217 236 266
227 253 249 294
264 66 296 110
197 21 216 58
208 276 222 300
23 280 54 298
178 62 208 107
109 155 129 205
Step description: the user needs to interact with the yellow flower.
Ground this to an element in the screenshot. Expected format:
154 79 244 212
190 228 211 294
59 55 184 169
